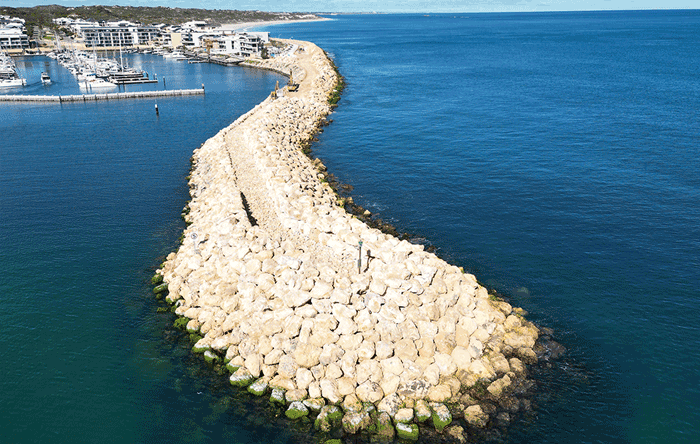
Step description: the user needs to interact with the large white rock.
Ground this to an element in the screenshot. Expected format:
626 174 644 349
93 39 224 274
278 354 299 378
296 367 315 390
356 381 383 403
381 357 404 376
434 353 458 377
320 379 341 404
294 343 322 368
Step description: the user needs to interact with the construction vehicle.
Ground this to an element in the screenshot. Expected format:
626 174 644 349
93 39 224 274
287 73 299 92
203 38 214 56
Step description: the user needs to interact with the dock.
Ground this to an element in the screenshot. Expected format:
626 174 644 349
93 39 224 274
182 51 244 66
0 88 205 103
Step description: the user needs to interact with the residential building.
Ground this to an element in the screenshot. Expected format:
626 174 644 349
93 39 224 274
53 18 160 47
213 33 263 57
0 16 29 50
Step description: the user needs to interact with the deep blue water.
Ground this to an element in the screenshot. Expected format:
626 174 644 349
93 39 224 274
262 11 700 444
1 10 699 444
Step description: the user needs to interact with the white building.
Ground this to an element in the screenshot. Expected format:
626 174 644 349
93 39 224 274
212 33 263 57
80 23 160 47
0 16 29 50
54 18 160 47
181 21 209 31
0 28 29 50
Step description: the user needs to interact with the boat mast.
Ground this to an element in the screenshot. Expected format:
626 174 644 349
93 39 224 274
119 32 124 72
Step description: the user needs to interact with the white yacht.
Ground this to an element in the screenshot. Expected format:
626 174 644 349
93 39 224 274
0 51 26 88
163 50 188 61
78 72 116 90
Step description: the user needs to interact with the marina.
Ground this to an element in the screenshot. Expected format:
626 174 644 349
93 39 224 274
49 48 151 88
0 50 26 87
0 50 215 99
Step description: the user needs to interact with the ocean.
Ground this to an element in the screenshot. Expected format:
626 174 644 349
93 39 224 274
2 10 699 443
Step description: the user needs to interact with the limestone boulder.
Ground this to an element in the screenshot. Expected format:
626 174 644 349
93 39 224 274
320 379 342 404
296 367 314 390
428 381 451 400
356 381 383 403
377 392 402 417
464 404 489 428
293 343 322 368
342 410 372 434
394 408 414 423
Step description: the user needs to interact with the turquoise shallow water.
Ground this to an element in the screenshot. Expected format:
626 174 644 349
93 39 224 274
1 55 302 443
2 11 699 444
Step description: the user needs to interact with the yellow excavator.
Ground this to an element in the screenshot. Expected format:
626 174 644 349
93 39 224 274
287 72 299 92
203 38 214 56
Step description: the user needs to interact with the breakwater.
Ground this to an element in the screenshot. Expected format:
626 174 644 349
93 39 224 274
0 88 204 103
157 39 539 440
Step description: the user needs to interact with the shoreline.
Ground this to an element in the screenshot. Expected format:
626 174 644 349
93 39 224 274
155 38 540 441
6 17 332 55
222 17 333 31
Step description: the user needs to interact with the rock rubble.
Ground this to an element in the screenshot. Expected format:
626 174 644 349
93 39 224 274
157 39 539 439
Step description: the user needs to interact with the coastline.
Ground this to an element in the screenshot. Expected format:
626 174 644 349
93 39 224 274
155 38 539 441
222 17 333 31
5 18 332 54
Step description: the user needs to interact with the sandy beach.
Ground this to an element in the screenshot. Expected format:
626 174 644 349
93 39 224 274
222 17 333 32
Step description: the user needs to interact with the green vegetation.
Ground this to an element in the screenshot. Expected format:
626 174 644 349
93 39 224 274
469 379 490 398
189 333 203 344
326 55 346 107
431 409 452 432
0 5 319 37
314 405 343 432
203 350 221 363
152 283 168 294
173 317 189 330
285 402 309 420
395 422 419 441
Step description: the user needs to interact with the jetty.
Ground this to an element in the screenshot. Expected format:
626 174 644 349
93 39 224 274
155 39 539 441
0 88 204 103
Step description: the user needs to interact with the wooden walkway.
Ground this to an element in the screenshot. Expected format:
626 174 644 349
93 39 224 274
0 88 205 103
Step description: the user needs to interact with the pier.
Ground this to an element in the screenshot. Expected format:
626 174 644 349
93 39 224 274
0 88 205 103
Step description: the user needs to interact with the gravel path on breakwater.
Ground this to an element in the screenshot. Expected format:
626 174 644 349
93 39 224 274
157 39 540 440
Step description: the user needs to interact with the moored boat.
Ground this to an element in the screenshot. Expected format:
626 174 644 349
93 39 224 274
0 51 26 88
78 72 117 90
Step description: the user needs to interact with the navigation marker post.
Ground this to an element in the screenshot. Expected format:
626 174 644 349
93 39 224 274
192 232 199 255
357 241 363 273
